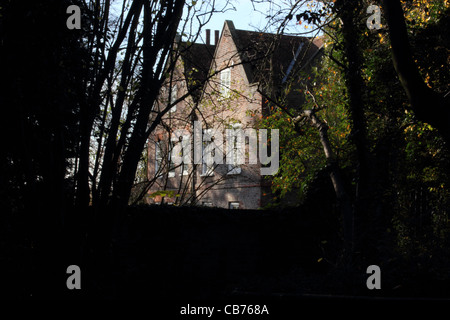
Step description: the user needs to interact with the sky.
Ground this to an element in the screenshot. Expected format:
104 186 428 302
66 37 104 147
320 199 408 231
109 1 317 45
200 1 273 32
185 0 316 44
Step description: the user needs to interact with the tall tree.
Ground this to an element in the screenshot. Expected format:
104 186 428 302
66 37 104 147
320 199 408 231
380 0 450 143
0 0 91 297
258 0 450 264
0 0 88 219
72 0 233 208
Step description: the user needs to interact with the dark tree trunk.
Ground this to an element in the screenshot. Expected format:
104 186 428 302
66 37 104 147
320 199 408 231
96 9 142 207
76 0 144 208
335 0 372 256
381 0 450 143
76 111 93 207
112 0 185 207
295 110 354 252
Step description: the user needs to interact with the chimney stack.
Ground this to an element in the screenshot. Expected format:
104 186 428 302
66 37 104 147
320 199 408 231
215 30 219 45
206 29 211 45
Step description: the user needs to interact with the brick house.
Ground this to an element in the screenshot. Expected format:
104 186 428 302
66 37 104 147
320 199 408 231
146 20 323 209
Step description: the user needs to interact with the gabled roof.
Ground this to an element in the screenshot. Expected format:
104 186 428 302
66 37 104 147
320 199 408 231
179 42 216 101
176 20 323 101
226 20 323 86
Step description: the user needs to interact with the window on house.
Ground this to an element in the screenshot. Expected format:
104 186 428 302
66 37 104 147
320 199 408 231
228 123 242 175
179 135 190 176
156 140 175 178
220 68 231 97
170 84 177 113
229 201 240 209
155 141 163 177
181 165 189 176
202 201 213 207
201 149 215 176
201 129 215 176
168 140 175 178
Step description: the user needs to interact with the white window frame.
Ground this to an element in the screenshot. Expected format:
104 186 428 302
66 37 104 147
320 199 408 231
168 140 175 178
220 68 231 98
155 141 163 177
180 135 190 176
227 123 242 175
201 151 215 176
156 140 175 178
201 129 215 176
229 201 240 209
170 84 177 113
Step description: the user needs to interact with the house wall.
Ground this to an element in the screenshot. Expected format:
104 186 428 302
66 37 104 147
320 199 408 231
146 56 196 205
193 21 265 209
145 21 302 209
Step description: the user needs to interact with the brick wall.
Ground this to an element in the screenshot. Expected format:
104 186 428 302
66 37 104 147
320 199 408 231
146 21 267 209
